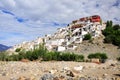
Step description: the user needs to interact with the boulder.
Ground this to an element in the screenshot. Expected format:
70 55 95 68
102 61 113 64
91 58 100 63
73 66 83 72
66 70 84 78
79 77 86 80
20 59 30 62
66 71 75 77
62 67 71 73
49 69 57 74
40 73 55 80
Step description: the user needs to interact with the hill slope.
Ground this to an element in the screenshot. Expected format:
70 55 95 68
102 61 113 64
0 44 10 51
7 15 120 59
65 37 120 60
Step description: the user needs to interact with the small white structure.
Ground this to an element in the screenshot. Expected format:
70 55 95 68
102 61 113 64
45 39 65 46
67 45 77 50
57 46 66 51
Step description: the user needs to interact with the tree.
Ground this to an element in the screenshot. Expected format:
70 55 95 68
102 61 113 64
104 35 114 43
102 22 120 47
106 20 112 27
106 21 110 27
109 20 113 27
113 24 120 30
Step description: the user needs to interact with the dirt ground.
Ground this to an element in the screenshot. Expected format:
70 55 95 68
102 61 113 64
0 61 120 80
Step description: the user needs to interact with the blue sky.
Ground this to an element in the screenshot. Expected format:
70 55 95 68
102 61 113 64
0 0 120 46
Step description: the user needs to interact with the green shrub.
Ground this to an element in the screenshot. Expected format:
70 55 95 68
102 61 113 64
60 52 71 61
60 52 84 61
75 55 84 62
43 52 53 61
88 53 108 61
42 52 84 61
15 48 21 52
83 34 92 40
0 44 84 62
0 52 8 61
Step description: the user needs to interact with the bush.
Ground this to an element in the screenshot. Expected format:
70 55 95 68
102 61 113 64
43 52 53 61
0 52 8 61
15 48 21 52
43 52 84 61
83 34 92 40
75 55 84 62
88 53 108 62
60 52 84 61
0 44 85 62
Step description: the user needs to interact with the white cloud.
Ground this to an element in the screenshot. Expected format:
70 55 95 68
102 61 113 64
0 0 120 46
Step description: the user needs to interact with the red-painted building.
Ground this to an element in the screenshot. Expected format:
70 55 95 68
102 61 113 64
79 15 101 22
90 15 101 22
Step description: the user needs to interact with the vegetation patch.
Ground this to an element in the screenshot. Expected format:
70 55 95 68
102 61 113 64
15 48 21 52
0 44 84 62
88 52 108 63
83 34 92 40
102 21 120 47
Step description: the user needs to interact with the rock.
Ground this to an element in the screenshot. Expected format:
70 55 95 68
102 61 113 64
40 73 55 80
66 77 73 80
63 67 71 72
49 69 57 74
73 66 83 72
28 76 36 80
102 73 108 79
91 58 100 63
18 76 26 80
103 73 108 76
98 77 103 80
102 67 106 69
10 77 17 80
66 71 75 77
2 72 8 76
53 77 59 80
21 68 27 72
58 75 65 80
79 77 86 80
116 77 120 80
66 70 84 79
110 64 116 67
21 59 30 62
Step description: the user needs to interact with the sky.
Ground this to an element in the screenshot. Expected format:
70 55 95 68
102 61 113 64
0 0 120 46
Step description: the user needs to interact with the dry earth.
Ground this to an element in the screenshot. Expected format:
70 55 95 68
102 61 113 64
0 60 120 80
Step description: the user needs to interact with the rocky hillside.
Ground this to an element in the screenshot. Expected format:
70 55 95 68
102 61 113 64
7 15 120 59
